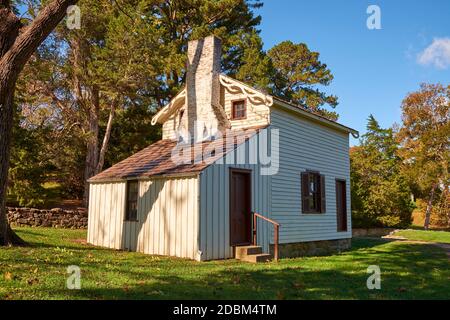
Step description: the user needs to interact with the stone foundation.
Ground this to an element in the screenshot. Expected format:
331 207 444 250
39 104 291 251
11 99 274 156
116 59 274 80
270 238 351 258
7 207 88 229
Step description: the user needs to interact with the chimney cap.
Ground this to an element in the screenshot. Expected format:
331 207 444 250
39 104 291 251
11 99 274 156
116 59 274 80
188 34 222 44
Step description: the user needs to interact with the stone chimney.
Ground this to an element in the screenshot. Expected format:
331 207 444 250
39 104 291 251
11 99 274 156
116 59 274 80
185 36 227 143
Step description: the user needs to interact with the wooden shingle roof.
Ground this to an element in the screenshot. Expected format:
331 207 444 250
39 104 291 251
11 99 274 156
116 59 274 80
89 126 267 183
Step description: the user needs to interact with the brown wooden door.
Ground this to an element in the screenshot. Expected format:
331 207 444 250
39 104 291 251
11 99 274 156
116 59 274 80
230 169 252 246
336 180 347 232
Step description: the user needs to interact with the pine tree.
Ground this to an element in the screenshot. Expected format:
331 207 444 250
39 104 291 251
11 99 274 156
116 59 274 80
267 41 338 120
351 115 414 227
18 0 270 205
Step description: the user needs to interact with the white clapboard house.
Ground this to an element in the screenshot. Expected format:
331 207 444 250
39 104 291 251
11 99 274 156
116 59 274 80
87 36 358 262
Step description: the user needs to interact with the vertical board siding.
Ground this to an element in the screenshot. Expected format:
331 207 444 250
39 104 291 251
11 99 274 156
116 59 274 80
88 182 126 250
88 103 352 261
138 177 199 260
87 185 93 243
199 133 271 261
87 177 199 260
270 107 352 243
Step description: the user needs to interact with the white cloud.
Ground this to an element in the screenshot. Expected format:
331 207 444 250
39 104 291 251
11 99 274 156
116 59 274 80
417 37 450 69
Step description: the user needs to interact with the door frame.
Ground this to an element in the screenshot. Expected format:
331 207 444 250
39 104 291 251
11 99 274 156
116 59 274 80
335 179 348 232
229 168 252 246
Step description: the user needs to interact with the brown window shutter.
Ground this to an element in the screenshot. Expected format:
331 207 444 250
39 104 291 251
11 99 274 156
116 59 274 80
301 172 310 213
320 175 326 213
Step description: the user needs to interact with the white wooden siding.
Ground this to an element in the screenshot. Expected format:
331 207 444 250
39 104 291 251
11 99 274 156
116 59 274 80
162 86 270 140
87 177 200 260
162 111 183 140
88 182 126 250
198 133 271 261
269 107 352 243
137 177 199 259
89 104 352 261
223 90 270 130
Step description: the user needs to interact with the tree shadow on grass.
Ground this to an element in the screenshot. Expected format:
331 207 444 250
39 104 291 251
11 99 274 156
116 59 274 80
7 228 449 300
13 230 113 252
350 237 395 250
52 242 449 300
12 227 91 251
55 264 448 300
11 228 47 237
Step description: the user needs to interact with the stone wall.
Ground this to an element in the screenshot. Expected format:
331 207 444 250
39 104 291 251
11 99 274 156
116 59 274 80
7 207 88 229
270 238 352 258
352 228 396 237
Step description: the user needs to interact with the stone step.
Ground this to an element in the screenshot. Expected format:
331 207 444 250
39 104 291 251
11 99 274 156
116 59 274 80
241 253 272 263
235 245 262 259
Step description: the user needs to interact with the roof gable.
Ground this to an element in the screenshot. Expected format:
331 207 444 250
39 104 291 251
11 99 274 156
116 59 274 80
151 74 273 125
151 74 358 138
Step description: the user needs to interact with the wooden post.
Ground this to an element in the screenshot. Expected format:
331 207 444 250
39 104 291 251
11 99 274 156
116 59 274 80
252 212 257 245
252 211 280 262
274 224 279 262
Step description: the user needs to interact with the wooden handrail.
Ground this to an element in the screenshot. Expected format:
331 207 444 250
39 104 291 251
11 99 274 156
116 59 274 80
252 211 280 262
253 212 280 226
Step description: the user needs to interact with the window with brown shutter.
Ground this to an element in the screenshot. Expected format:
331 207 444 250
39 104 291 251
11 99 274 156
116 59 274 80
231 100 246 120
301 171 326 213
336 179 347 232
125 180 139 221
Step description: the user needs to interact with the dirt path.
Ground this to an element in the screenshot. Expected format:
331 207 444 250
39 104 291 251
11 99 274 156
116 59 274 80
432 243 450 259
383 234 450 259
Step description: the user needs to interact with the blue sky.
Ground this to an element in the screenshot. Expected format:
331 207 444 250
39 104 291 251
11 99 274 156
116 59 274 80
255 0 450 145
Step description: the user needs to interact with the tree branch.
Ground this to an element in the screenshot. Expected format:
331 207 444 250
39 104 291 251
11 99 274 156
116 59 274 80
0 0 78 78
96 98 118 174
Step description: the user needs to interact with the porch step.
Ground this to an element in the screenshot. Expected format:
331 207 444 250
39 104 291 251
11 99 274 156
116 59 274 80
235 245 271 263
235 245 262 259
242 253 272 263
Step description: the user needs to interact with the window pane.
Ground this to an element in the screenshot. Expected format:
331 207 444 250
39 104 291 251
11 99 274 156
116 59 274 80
232 101 246 119
309 181 315 193
305 172 322 213
126 181 139 221
308 197 314 209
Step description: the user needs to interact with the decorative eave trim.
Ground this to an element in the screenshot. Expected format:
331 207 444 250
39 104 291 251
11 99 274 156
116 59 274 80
151 88 186 125
150 75 275 126
219 74 274 107
149 74 358 139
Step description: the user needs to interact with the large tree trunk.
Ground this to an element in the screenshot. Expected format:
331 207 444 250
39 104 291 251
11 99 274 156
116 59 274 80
424 183 437 230
0 68 24 245
0 0 78 245
71 36 101 208
82 97 118 207
443 187 450 228
83 87 100 207
0 6 21 245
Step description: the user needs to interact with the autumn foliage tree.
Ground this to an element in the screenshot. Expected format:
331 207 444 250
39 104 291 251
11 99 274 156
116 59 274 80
397 84 450 229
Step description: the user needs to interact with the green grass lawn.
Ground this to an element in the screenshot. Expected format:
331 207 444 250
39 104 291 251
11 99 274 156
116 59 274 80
395 229 450 244
0 227 449 300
